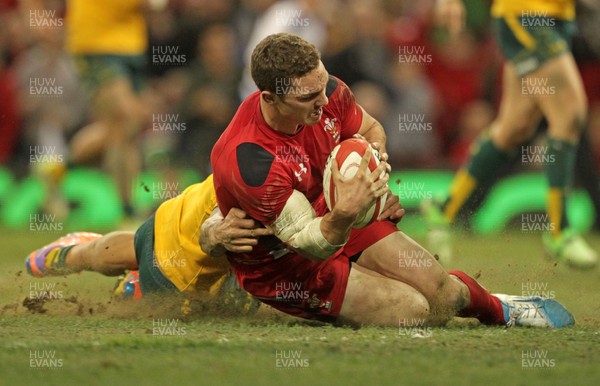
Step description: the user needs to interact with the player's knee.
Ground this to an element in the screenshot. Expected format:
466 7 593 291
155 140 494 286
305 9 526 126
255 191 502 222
548 110 587 141
573 117 587 140
567 110 587 136
107 104 142 135
431 274 463 309
548 91 587 137
495 119 534 147
408 293 430 322
97 90 143 134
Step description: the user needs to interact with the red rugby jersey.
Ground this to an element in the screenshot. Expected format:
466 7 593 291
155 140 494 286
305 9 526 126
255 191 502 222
211 76 362 264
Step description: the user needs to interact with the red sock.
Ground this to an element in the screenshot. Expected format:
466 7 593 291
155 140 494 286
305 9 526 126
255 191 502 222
449 270 505 325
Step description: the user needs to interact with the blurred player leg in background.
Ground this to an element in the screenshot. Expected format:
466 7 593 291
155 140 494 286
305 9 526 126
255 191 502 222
69 68 146 220
425 0 597 269
459 122 600 234
65 0 150 219
15 1 86 220
47 1 170 223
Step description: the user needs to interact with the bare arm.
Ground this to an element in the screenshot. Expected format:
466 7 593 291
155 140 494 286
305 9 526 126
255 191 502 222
356 106 388 158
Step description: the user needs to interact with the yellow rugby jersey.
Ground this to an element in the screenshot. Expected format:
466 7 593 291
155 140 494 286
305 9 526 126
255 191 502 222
65 0 147 54
153 175 230 295
491 0 575 20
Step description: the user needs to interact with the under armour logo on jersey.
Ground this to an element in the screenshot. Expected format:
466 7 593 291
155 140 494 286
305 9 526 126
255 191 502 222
294 163 308 182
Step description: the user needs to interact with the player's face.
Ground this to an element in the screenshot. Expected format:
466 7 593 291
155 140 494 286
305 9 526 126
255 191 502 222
279 61 329 125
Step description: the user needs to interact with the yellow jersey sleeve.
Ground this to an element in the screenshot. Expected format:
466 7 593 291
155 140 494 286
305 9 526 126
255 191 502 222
65 0 147 55
153 175 230 294
491 0 575 20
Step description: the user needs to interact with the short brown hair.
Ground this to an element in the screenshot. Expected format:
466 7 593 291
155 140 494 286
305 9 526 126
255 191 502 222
251 33 320 95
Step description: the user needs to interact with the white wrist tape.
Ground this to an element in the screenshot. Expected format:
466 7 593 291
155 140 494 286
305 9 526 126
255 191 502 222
271 190 344 260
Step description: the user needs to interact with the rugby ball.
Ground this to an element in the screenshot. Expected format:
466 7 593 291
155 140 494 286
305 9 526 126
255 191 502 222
323 138 387 228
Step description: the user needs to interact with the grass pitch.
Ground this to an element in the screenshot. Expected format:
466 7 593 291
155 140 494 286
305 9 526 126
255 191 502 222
1 229 599 386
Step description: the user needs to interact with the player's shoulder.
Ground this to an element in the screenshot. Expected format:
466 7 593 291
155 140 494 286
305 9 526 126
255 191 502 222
236 142 278 187
325 75 348 98
324 75 355 109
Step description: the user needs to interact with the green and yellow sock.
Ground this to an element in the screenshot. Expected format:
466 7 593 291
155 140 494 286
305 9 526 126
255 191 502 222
443 134 512 222
545 137 577 238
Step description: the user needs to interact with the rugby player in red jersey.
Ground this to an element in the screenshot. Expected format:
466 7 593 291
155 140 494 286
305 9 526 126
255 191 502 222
210 33 574 328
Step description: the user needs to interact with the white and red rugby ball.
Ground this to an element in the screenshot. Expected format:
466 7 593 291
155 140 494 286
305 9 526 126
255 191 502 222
323 138 387 228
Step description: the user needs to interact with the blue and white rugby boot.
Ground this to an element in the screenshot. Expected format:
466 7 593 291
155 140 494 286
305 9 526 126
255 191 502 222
494 294 575 328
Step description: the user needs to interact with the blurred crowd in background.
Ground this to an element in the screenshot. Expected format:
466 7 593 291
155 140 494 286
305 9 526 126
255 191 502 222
1 0 600 179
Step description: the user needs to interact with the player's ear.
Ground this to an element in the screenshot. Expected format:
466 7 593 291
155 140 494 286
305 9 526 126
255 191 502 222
261 91 277 104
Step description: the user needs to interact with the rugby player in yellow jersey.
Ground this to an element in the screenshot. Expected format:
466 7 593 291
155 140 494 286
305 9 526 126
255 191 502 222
63 0 167 219
25 175 272 313
427 0 597 269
